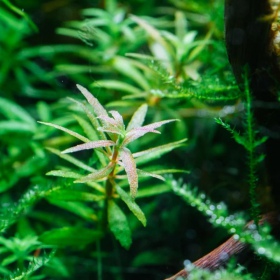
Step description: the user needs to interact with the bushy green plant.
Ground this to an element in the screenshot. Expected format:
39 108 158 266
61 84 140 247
39 84 186 248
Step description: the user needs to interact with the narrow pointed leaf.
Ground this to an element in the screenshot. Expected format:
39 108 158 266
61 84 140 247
123 119 178 145
47 170 82 179
109 110 124 129
130 15 172 55
119 147 138 198
0 121 35 134
38 121 90 143
75 163 114 183
92 80 142 94
76 84 108 117
74 114 107 166
46 147 95 172
108 200 132 249
137 184 172 198
74 114 99 141
98 126 124 135
136 169 165 181
116 185 146 227
112 56 150 90
126 104 148 132
47 200 98 221
39 227 102 248
253 136 268 148
97 115 119 127
133 138 187 165
0 97 36 126
47 190 103 201
62 140 115 154
68 97 107 140
153 169 190 175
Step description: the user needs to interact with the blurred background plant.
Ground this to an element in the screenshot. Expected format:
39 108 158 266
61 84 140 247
1 0 278 279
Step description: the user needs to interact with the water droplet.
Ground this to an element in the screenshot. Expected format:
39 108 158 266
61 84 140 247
183 259 194 271
253 232 262 242
209 205 215 211
200 193 206 199
257 247 266 255
233 234 239 240
219 251 229 261
217 203 224 210
248 223 257 230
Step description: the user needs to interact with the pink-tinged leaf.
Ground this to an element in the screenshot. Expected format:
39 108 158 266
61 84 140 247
123 119 178 146
98 127 123 136
109 110 124 129
97 115 120 128
68 97 106 140
38 121 90 143
119 147 138 199
62 140 115 154
75 163 115 183
76 84 108 117
126 104 148 132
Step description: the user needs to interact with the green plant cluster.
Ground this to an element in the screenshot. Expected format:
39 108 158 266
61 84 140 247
1 0 279 279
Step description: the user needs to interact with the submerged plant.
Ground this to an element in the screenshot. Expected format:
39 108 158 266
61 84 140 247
39 84 186 248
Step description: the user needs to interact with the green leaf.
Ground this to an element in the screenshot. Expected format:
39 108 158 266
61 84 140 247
69 97 107 140
137 184 172 198
132 249 170 267
46 190 104 201
134 138 187 165
75 163 114 183
46 170 82 179
92 80 142 94
0 97 36 126
130 15 172 57
0 121 35 135
38 121 90 143
108 200 132 249
215 118 248 148
116 185 146 226
47 200 98 221
137 169 165 181
253 136 268 148
126 104 148 132
74 114 99 141
150 169 190 175
46 147 95 172
112 56 150 91
39 227 102 248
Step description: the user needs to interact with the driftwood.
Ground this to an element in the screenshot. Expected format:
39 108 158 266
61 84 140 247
165 212 278 280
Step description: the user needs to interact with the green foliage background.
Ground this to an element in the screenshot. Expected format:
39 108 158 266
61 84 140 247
0 0 279 279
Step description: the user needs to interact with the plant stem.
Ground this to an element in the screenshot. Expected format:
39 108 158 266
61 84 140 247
244 76 260 226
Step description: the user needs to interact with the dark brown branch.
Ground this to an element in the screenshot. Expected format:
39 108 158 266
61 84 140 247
165 212 278 280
